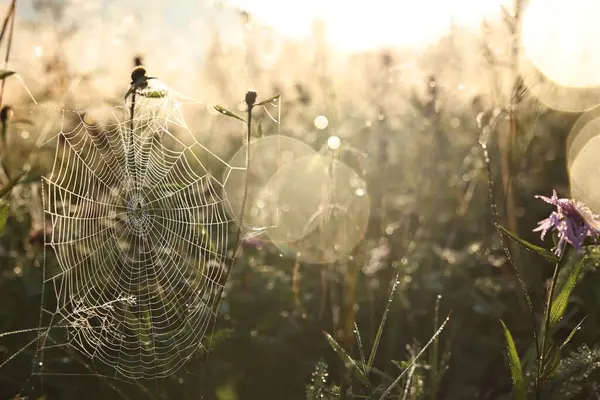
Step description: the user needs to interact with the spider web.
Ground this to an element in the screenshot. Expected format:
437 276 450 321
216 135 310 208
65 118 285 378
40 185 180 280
32 78 247 381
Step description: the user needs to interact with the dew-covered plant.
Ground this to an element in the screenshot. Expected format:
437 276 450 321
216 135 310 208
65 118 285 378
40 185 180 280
492 190 592 399
320 270 451 399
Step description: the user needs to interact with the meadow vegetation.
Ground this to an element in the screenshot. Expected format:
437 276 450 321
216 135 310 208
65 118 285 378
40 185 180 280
0 1 598 399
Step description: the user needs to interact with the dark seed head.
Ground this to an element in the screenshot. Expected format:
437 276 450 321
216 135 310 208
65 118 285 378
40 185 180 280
245 90 257 108
131 66 147 84
381 51 393 68
0 106 13 125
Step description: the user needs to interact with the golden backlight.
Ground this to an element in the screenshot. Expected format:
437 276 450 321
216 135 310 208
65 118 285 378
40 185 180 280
522 0 600 88
226 0 511 51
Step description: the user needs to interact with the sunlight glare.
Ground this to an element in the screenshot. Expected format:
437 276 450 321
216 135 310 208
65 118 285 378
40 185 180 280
327 136 341 150
522 0 600 88
226 0 511 51
567 105 600 213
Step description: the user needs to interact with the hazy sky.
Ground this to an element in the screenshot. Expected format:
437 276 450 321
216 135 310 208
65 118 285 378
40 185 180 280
15 0 511 51
4 0 511 101
226 0 511 51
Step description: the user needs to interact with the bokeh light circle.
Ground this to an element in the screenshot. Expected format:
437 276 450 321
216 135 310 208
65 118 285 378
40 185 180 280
274 158 370 264
256 154 331 243
225 134 370 264
520 0 600 111
568 105 600 214
224 135 319 232
327 136 341 150
314 115 329 130
522 0 600 88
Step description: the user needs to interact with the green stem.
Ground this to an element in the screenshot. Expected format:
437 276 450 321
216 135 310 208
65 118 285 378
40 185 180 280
537 260 560 395
480 132 541 377
428 296 441 400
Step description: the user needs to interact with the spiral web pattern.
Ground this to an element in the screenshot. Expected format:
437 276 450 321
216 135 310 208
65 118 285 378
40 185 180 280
40 81 241 379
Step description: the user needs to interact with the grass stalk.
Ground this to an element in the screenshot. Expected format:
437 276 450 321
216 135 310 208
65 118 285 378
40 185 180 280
0 0 15 111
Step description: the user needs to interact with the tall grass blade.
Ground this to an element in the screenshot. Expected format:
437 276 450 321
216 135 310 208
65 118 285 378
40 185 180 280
368 272 401 371
378 312 451 400
323 331 370 387
428 296 442 400
500 320 526 400
354 321 367 373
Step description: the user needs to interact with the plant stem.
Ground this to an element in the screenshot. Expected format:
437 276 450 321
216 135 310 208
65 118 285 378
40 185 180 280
128 91 137 184
479 112 541 393
0 121 9 178
0 0 16 111
236 91 254 236
537 260 561 396
228 90 256 277
428 296 441 400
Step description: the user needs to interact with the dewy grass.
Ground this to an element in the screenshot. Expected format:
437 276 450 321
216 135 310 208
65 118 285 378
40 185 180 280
323 268 452 399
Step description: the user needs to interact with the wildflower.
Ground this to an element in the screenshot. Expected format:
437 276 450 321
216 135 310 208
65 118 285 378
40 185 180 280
533 190 600 256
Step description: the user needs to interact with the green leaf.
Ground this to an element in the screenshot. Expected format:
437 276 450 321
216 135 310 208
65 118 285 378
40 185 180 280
560 317 586 351
500 320 526 400
549 256 586 329
0 202 8 234
0 70 15 80
368 271 401 371
213 105 246 122
497 224 559 262
0 168 29 199
255 94 280 107
323 331 370 387
541 347 561 380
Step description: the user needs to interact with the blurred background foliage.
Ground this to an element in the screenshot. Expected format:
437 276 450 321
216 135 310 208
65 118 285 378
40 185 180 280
0 0 598 399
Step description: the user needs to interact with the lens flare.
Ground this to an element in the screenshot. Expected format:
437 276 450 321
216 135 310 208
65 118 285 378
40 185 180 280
568 105 600 213
314 115 329 130
224 135 318 232
275 158 370 264
327 135 341 150
521 0 600 111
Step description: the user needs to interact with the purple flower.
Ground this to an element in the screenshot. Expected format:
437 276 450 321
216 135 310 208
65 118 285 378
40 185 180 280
533 190 600 256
